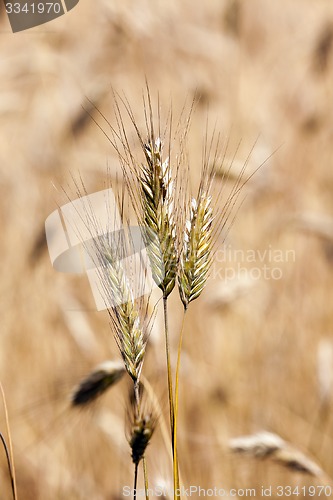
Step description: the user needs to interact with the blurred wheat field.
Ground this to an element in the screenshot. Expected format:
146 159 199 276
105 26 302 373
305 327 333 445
1 0 333 498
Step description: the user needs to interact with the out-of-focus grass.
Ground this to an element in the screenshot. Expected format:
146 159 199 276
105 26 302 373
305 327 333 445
1 0 333 497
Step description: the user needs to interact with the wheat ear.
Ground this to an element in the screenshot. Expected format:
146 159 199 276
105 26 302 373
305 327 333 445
178 193 213 309
91 233 147 384
141 137 178 298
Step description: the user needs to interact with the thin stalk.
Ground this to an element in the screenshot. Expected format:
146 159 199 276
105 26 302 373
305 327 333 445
0 433 15 500
163 296 175 437
0 383 17 500
140 374 184 489
163 296 178 498
134 380 141 412
143 457 149 500
173 310 187 500
134 463 138 500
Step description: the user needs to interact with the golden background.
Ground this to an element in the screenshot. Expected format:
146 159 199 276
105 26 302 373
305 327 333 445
0 0 333 498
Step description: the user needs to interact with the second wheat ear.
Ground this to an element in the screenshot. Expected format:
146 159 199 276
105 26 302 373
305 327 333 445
178 194 213 309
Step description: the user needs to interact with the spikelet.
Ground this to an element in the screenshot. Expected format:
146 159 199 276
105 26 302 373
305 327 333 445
178 193 213 309
140 137 178 298
128 404 156 466
111 288 146 384
71 360 125 407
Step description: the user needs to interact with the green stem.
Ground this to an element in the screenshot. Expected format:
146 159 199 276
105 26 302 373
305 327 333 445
173 310 187 500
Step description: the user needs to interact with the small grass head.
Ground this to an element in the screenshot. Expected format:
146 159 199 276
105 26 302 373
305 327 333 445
229 431 323 477
71 360 125 407
127 395 157 466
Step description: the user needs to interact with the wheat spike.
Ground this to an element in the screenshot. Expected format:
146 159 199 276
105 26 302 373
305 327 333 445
140 137 178 298
178 193 213 309
128 402 156 466
91 232 147 384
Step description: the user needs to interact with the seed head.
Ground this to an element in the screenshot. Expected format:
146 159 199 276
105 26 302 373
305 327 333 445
93 234 147 383
71 360 125 407
178 192 213 309
128 408 156 466
140 137 178 298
